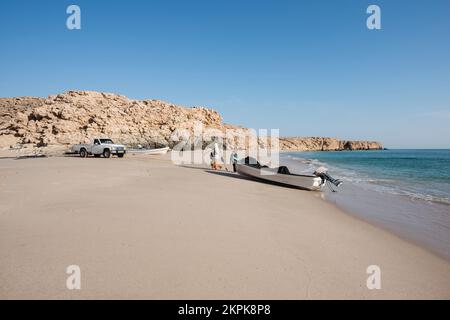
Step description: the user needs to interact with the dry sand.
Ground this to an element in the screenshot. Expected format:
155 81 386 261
0 153 449 299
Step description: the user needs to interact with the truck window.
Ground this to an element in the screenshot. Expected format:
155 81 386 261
94 139 100 145
100 139 114 144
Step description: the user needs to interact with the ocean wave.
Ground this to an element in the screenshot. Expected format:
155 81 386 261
281 153 450 206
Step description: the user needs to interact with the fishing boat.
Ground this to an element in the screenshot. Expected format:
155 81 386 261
128 146 170 155
235 157 342 191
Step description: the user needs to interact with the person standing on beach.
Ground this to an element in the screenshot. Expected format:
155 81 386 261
210 149 215 169
210 142 224 170
230 151 239 172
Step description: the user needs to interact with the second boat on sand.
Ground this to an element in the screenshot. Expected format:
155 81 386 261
128 146 170 155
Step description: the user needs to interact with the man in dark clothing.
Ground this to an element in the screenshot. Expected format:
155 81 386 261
230 152 239 172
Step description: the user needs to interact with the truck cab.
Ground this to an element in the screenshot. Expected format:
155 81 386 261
71 138 127 158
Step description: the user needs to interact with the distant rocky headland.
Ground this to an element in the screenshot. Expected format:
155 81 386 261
0 91 382 152
279 137 383 151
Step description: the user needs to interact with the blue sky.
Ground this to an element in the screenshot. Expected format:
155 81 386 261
1 0 449 148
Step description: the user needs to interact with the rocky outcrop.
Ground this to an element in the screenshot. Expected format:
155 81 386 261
279 137 383 151
0 91 234 149
0 91 383 152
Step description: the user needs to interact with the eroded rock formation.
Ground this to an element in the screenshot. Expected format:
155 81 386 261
279 137 383 151
0 91 383 152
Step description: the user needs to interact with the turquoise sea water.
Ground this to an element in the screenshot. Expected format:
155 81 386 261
281 149 450 259
283 149 450 205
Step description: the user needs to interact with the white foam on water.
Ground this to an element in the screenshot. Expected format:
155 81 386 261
281 152 450 259
282 154 450 205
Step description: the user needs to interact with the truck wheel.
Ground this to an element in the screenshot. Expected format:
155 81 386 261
79 149 87 158
103 149 111 158
117 154 124 158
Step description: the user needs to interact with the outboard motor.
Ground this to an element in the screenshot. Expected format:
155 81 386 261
314 166 343 188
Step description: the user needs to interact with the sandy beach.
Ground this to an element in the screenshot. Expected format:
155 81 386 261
0 153 449 299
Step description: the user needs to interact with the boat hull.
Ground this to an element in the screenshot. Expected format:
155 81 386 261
236 164 323 191
129 147 170 155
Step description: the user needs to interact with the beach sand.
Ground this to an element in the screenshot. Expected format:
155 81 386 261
0 153 449 299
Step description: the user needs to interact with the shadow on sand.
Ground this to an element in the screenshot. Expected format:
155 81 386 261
0 155 48 161
206 169 312 191
180 165 311 191
205 170 255 182
179 165 213 171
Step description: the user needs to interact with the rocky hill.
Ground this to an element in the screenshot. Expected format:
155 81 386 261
279 137 383 151
0 91 382 152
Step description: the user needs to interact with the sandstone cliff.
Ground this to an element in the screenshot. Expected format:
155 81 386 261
0 91 382 152
279 137 383 151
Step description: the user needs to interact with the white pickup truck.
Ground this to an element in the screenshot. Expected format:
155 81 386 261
71 138 127 158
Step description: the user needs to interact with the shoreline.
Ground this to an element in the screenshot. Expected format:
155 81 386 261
323 182 450 262
0 153 449 299
280 151 450 261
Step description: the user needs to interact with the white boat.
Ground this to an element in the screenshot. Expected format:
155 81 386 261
235 157 342 191
128 146 170 155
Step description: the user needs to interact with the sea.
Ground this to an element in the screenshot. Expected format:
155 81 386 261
280 149 450 260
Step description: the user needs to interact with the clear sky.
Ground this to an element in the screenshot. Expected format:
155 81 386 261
1 0 449 148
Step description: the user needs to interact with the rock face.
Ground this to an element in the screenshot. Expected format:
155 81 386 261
0 91 232 149
279 137 383 151
0 91 383 151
